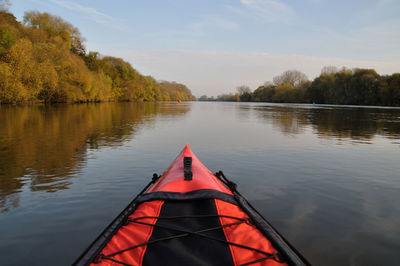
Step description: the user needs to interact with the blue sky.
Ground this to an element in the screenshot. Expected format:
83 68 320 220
9 0 400 96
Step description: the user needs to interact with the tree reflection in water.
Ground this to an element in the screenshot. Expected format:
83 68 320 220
252 104 400 141
0 102 190 212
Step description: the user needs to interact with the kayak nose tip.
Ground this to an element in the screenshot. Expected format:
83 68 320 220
183 143 191 153
180 144 192 158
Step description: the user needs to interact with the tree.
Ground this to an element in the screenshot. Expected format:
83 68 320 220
272 84 297 103
321 66 338 75
237 85 252 102
378 73 400 106
84 51 101 71
332 68 352 104
385 73 400 106
0 24 16 55
216 93 237 101
23 11 85 55
0 9 195 104
263 81 273 87
253 85 275 102
198 95 208 101
273 70 308 87
348 69 380 105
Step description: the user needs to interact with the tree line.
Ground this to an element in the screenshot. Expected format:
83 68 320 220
199 67 400 107
0 8 195 104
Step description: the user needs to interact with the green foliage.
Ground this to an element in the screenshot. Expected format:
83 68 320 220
253 85 275 102
219 68 400 106
0 24 16 54
272 83 308 103
381 73 400 106
307 68 383 105
0 10 195 104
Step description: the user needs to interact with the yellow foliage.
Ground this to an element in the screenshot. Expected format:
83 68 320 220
0 10 195 104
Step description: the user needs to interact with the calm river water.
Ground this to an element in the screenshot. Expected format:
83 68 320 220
0 102 399 265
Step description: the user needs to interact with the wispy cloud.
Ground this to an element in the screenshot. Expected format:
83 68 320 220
238 0 295 23
187 16 239 35
376 0 395 6
350 19 400 57
50 0 113 24
210 16 240 31
305 0 322 4
49 0 130 32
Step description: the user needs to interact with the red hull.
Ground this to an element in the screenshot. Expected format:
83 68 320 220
75 145 308 266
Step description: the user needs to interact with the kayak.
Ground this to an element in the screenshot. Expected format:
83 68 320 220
74 145 309 266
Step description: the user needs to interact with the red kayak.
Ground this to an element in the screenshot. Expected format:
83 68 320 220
75 145 308 266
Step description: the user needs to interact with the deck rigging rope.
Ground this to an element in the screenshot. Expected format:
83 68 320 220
95 214 284 266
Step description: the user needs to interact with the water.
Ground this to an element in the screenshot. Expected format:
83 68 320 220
0 102 399 265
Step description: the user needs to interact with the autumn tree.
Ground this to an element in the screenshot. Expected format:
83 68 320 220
273 70 308 87
0 10 195 104
23 11 85 55
253 85 275 102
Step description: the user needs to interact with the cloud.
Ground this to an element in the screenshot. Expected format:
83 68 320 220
238 0 294 23
96 49 400 97
209 17 239 31
49 0 130 32
377 0 395 5
351 19 400 55
50 0 113 23
305 0 321 3
186 16 239 37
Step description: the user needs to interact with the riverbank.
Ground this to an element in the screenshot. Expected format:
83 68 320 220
203 69 400 107
0 11 195 104
0 99 195 105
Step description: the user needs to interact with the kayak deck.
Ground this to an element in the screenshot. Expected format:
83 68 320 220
74 145 308 266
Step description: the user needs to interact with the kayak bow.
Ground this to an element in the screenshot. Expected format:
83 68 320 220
75 144 309 266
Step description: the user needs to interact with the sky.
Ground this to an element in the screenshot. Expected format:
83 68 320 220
9 0 400 96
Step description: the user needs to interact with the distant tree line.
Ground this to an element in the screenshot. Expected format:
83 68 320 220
204 67 400 106
0 9 195 104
